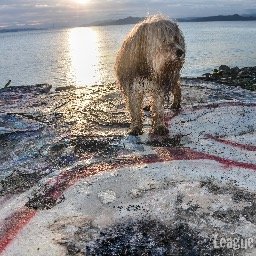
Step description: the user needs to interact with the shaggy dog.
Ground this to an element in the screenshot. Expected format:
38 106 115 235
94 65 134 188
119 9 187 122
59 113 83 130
115 15 185 135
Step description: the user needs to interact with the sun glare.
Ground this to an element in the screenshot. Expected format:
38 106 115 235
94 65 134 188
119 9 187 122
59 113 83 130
75 0 90 4
68 27 100 86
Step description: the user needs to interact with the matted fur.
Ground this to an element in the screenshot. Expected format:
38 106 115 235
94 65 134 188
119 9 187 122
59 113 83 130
115 15 185 135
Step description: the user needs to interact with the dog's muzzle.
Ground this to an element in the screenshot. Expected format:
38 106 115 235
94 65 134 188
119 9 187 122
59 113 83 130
176 49 185 58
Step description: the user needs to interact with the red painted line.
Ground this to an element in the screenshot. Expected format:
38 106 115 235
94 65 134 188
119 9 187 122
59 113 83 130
32 145 256 207
3 136 256 252
206 134 256 151
0 207 37 254
28 156 164 208
41 146 256 204
157 147 256 171
31 162 122 207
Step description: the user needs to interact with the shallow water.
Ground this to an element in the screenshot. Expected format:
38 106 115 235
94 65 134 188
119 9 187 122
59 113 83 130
0 21 256 87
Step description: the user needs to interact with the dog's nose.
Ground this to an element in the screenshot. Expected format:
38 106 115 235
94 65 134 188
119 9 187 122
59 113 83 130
176 49 184 58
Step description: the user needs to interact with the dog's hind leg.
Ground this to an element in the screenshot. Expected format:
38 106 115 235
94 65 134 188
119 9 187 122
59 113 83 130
126 89 144 136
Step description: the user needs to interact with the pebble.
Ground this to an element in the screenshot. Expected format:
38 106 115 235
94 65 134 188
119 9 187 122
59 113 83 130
97 190 116 204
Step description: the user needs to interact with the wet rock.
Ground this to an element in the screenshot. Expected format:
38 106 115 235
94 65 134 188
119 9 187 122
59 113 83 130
1 79 256 255
0 171 45 196
26 190 65 210
230 66 240 76
55 86 76 92
202 72 211 78
0 83 129 199
58 154 77 167
0 83 52 94
219 65 230 73
238 70 248 78
0 114 44 135
71 136 121 157
41 143 77 167
146 135 182 147
199 65 256 91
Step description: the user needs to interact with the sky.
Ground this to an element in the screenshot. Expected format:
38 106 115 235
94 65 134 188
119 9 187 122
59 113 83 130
1 0 256 28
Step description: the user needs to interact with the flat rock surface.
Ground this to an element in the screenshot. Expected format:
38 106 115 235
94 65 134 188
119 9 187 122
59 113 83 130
0 79 256 255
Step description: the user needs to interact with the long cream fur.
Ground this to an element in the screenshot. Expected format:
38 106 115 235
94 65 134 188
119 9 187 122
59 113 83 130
115 15 185 135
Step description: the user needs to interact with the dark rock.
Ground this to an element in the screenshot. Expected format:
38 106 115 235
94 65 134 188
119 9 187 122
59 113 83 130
147 135 182 147
55 86 76 92
0 171 45 196
26 190 65 210
238 70 250 78
0 114 44 135
58 154 76 166
219 65 230 72
83 220 229 256
230 66 240 75
212 209 240 223
71 136 121 156
202 73 211 78
199 66 256 91
0 83 52 94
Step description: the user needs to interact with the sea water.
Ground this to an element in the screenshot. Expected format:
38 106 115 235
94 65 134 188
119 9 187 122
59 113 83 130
0 21 256 88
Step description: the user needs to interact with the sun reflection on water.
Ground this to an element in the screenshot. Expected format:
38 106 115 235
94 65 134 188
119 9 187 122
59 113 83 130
68 27 101 86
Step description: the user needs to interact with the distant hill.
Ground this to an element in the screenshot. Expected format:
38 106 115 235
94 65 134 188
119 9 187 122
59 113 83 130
0 28 44 33
183 14 256 22
86 16 144 27
85 14 256 27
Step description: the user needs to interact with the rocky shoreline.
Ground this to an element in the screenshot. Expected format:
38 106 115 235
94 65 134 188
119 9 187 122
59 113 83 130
198 65 256 91
0 73 256 255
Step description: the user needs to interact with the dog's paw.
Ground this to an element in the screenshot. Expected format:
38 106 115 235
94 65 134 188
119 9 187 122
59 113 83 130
153 125 169 136
170 103 181 110
128 126 143 136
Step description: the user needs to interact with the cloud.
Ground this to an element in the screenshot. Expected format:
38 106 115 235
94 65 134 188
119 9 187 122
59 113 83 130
1 0 256 28
35 4 49 8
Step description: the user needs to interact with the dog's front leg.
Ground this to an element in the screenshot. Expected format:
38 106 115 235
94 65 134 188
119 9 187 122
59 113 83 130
126 89 143 136
171 74 182 110
152 89 169 135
